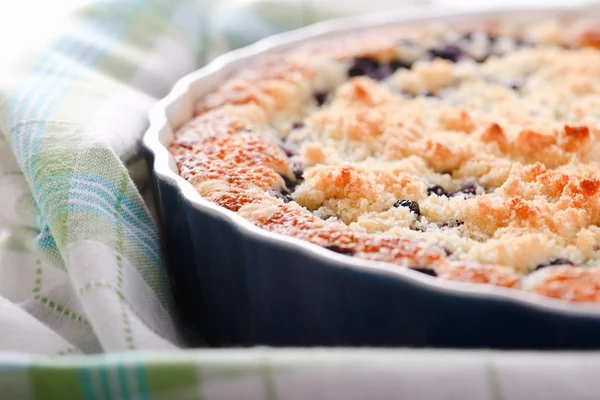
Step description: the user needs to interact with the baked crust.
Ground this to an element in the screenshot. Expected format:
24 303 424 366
171 17 600 302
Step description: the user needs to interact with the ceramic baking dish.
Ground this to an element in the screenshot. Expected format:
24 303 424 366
143 3 600 349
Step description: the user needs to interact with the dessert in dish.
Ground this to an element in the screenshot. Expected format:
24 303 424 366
170 18 600 303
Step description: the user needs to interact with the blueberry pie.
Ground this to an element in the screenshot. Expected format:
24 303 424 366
171 19 600 303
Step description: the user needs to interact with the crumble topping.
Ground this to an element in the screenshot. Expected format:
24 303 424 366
171 17 600 302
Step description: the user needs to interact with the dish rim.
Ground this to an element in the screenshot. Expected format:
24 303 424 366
144 2 600 318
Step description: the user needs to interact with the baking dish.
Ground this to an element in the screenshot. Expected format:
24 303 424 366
143 3 600 348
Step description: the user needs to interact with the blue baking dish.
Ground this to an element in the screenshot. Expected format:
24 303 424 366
143 4 600 349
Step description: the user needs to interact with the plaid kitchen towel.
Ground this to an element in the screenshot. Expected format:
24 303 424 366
0 0 202 354
3 348 600 400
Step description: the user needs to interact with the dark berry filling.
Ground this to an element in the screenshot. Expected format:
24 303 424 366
427 184 448 197
281 174 295 189
292 121 305 129
341 33 532 100
292 162 304 181
428 43 464 63
389 60 412 71
348 57 379 78
534 259 574 271
274 159 304 202
280 171 303 193
394 199 421 216
410 266 438 277
269 189 293 203
347 57 411 81
421 33 531 64
324 245 356 256
314 92 328 106
451 183 482 197
456 184 477 196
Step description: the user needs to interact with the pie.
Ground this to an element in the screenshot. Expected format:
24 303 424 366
170 18 600 302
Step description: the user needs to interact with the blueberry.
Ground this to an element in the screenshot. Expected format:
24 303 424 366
458 184 477 196
314 92 328 106
292 161 304 181
451 184 481 197
394 199 421 216
427 184 448 197
368 64 393 81
410 267 438 277
534 259 574 271
389 60 412 72
270 189 293 203
281 173 294 188
324 245 356 256
347 57 407 81
280 167 297 184
292 121 305 129
277 161 304 196
348 57 380 78
429 43 464 63
365 60 412 80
